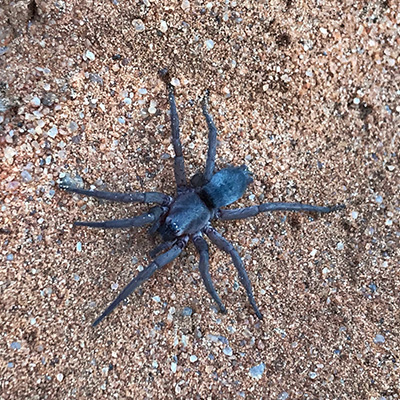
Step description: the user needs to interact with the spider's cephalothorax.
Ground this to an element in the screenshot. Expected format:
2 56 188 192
61 69 344 326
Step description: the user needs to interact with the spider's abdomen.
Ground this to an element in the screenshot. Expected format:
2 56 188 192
199 165 253 209
158 192 211 241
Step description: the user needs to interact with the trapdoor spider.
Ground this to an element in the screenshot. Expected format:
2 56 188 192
62 69 344 326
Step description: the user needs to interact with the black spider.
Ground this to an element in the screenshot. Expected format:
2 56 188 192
61 69 344 327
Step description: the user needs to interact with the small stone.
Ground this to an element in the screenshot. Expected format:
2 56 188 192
249 363 265 379
47 126 58 138
31 96 41 107
190 355 198 363
138 88 148 95
132 19 145 32
374 334 385 344
375 195 383 204
68 121 79 132
21 170 33 183
152 296 161 303
336 242 344 250
11 342 21 350
4 146 16 162
278 392 289 400
171 362 177 372
223 346 233 356
181 0 190 11
309 371 317 379
7 254 14 261
351 211 359 219
160 20 168 33
85 50 95 61
205 39 215 50
111 283 118 290
182 307 193 316
170 78 180 87
76 242 82 252
56 373 64 382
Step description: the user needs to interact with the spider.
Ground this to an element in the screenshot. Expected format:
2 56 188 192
61 69 344 327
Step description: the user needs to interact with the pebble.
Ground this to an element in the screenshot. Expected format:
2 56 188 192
85 50 95 61
76 242 82 252
182 307 193 316
205 39 215 50
249 363 265 379
132 19 145 32
4 146 16 162
181 0 190 11
31 96 41 107
351 211 359 219
11 342 21 350
278 392 289 400
152 296 161 303
309 371 317 379
375 195 383 204
336 242 344 250
68 121 79 132
47 126 58 138
160 20 168 33
7 254 14 261
56 373 64 382
171 362 177 372
171 78 180 87
189 355 198 363
223 346 233 356
373 334 385 344
138 88 148 95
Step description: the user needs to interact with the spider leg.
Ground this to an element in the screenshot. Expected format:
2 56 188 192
92 236 189 327
192 233 226 314
201 90 217 182
204 226 263 320
149 240 175 258
217 202 345 221
61 185 171 205
74 206 164 229
159 69 187 190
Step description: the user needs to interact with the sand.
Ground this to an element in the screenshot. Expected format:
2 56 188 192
1 0 399 398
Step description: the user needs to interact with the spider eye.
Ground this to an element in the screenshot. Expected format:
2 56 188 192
169 221 179 233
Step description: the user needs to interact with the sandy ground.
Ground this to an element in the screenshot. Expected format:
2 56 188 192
1 0 399 399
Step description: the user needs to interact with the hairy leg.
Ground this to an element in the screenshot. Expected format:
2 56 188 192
217 202 345 221
204 226 263 319
61 185 171 205
159 69 187 189
201 90 217 182
93 236 189 327
74 206 164 229
192 233 226 314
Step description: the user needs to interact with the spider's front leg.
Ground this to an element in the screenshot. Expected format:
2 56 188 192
201 90 218 183
159 68 187 191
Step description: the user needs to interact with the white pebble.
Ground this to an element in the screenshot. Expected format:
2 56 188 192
171 362 177 372
111 283 118 290
171 78 180 87
181 0 190 11
374 334 385 344
205 39 215 50
160 20 168 33
76 242 82 252
353 97 360 105
85 50 95 61
132 19 145 32
189 355 198 363
47 126 58 138
336 242 344 250
351 211 359 219
56 373 64 382
31 96 41 107
138 88 148 95
310 249 317 257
